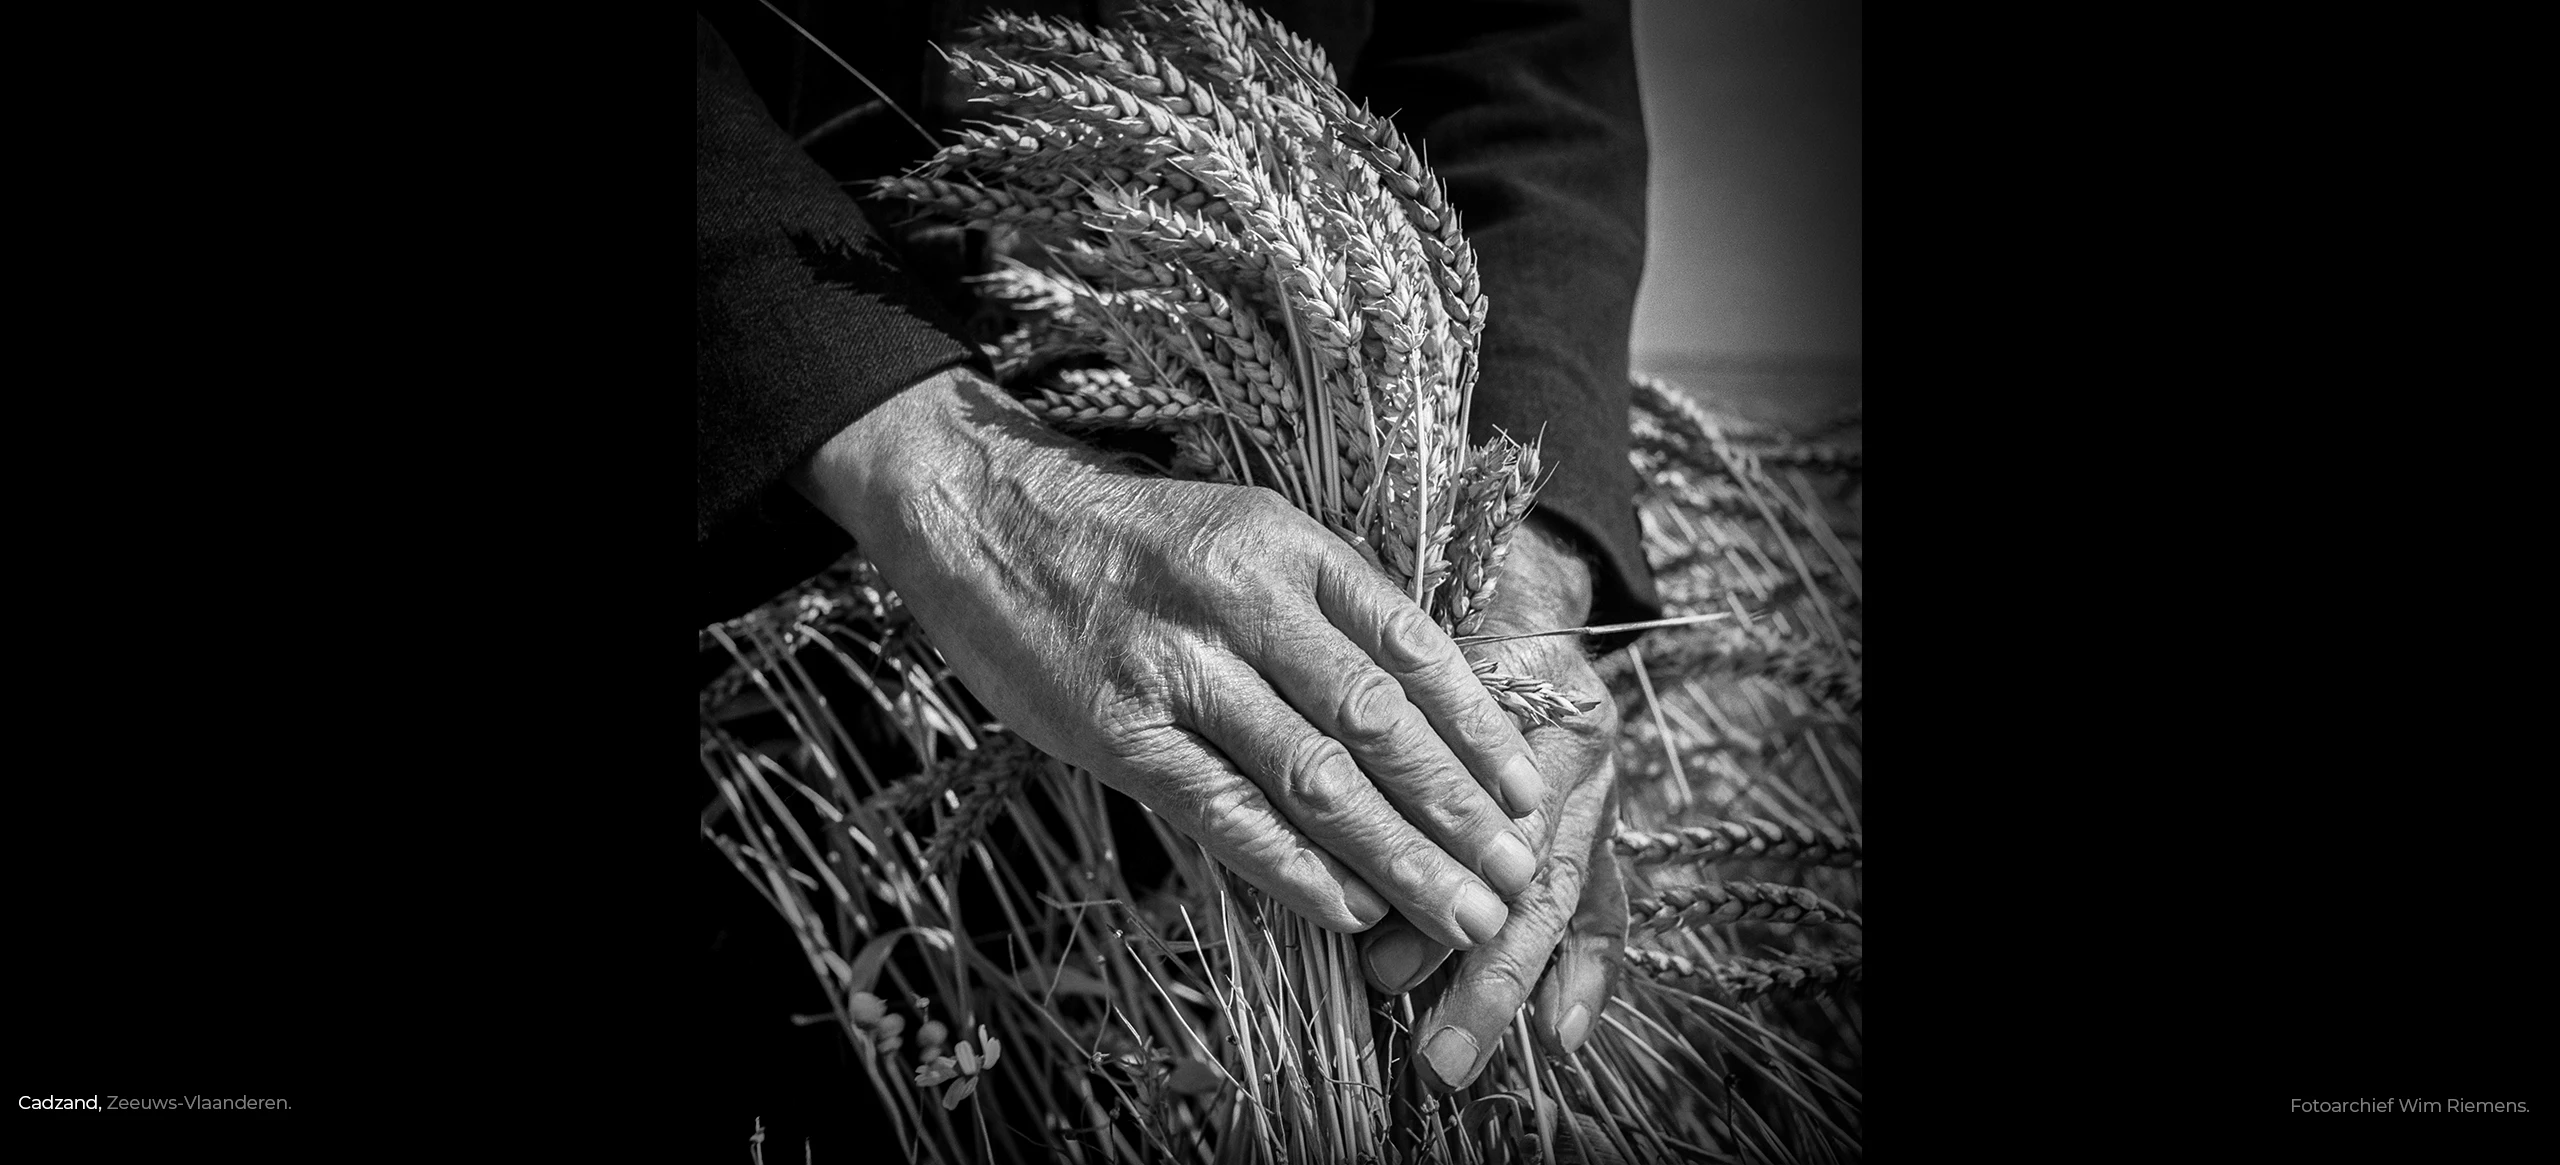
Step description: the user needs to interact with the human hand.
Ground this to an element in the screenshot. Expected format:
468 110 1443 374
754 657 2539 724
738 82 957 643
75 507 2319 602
1354 514 1628 1089
792 367 1549 950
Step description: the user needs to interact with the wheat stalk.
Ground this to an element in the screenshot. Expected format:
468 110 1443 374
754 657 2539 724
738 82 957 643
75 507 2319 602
1468 654 1593 729
1627 881 1863 932
698 363 1868 1161
918 734 1047 876
1632 621 1861 713
1623 947 1862 1005
886 0 1581 720
1612 819 1862 869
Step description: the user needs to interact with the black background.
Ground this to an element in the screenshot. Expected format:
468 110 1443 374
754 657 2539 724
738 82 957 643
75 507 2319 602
3 5 2535 1159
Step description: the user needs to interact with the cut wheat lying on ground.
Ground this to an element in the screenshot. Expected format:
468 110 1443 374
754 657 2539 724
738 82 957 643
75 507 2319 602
700 2 1860 1161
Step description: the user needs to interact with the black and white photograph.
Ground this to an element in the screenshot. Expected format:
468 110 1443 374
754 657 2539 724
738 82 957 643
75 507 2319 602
9 2 2535 1158
687 1 1859 1159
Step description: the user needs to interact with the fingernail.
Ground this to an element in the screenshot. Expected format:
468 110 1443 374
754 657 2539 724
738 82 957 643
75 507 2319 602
1556 1003 1593 1053
1453 882 1507 946
1340 876 1390 928
1366 928 1428 993
1420 1025 1479 1091
1497 756 1543 818
1482 831 1537 898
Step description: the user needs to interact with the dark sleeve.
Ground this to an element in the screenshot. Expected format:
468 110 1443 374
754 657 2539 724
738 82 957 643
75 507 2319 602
696 12 977 621
1351 0 1661 638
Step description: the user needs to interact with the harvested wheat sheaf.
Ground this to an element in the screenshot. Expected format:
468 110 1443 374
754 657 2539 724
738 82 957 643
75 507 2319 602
699 2 1863 1162
874 0 1566 676
698 364 1864 1162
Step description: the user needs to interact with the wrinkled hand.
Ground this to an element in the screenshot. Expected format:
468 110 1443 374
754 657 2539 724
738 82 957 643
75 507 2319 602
1355 514 1627 1090
793 368 1549 950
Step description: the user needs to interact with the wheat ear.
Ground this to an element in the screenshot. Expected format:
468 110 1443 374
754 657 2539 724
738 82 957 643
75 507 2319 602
1627 881 1863 931
1611 820 1862 869
1623 947 1862 1004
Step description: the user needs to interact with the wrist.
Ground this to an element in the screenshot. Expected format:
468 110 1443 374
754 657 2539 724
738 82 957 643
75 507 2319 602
793 365 1129 574
791 366 1018 549
791 368 947 552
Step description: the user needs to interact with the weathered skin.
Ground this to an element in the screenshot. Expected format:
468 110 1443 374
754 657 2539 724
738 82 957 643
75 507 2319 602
794 366 1565 953
1355 515 1628 1090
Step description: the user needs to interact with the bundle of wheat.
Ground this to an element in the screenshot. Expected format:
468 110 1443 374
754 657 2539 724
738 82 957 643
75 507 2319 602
700 2 1861 1160
879 1 1558 653
698 372 1862 1161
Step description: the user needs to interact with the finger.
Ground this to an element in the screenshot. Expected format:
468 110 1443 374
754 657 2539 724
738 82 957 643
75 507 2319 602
1359 913 1455 996
1183 659 1508 950
1360 717 1587 999
1534 775 1627 1057
1106 725 1390 933
1310 547 1545 819
1254 622 1542 900
1482 635 1620 854
1411 760 1613 1092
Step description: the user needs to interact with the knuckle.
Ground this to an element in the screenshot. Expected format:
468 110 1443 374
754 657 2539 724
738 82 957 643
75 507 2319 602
1093 713 1183 773
1189 772 1271 844
1546 847 1591 893
1525 887 1577 933
1376 603 1445 670
1333 670 1411 752
1419 773 1498 832
1502 873 1579 932
1381 830 1461 893
1378 599 1431 643
1192 490 1284 561
1275 846 1336 896
1275 734 1362 822
1088 684 1176 749
1443 687 1517 750
1469 953 1538 1003
1220 489 1319 555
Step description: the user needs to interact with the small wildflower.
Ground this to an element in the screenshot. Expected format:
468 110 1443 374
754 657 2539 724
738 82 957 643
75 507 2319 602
916 1025 1004 1110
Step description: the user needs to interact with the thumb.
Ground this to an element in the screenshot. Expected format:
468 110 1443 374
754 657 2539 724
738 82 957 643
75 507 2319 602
1533 786 1625 1057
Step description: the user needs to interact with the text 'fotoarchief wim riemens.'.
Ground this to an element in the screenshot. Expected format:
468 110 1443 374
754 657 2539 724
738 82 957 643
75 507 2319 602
2289 1098 2530 1114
